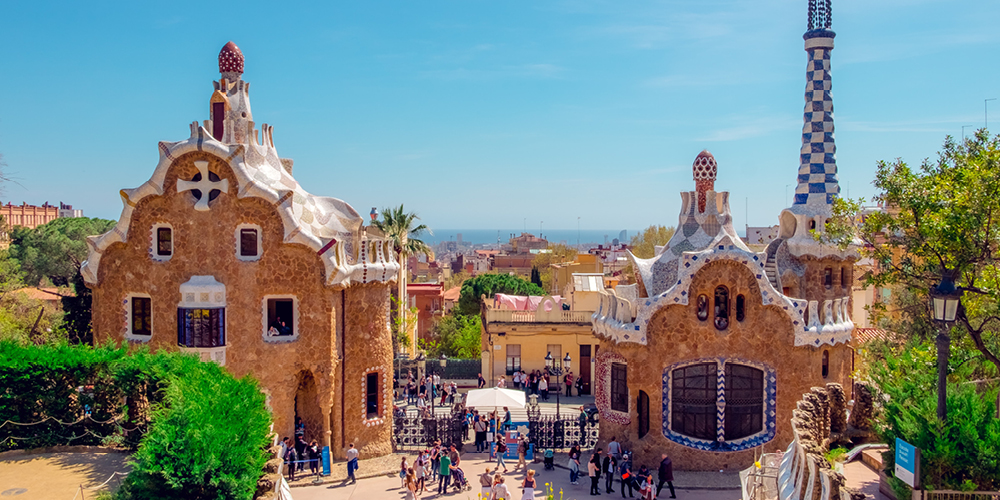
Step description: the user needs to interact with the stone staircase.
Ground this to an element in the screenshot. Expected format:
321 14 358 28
764 238 783 291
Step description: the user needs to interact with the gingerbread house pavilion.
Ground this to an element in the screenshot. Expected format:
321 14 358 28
590 0 858 470
82 42 399 459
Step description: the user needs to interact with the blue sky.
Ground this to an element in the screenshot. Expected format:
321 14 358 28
1 0 998 233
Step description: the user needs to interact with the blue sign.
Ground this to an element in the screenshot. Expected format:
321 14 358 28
322 446 331 476
894 438 920 488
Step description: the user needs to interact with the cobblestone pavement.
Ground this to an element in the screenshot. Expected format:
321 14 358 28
292 450 742 500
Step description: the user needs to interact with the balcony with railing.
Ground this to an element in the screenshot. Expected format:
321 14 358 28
482 293 595 325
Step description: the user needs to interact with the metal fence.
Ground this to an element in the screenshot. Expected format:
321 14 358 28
527 415 600 451
393 358 482 381
926 493 1000 500
393 410 468 451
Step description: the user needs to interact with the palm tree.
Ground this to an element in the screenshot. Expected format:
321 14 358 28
372 204 434 355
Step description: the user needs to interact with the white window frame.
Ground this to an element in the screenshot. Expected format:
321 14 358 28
124 293 152 342
262 295 299 343
235 223 263 261
150 223 174 261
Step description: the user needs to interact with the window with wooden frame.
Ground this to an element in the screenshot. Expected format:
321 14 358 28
506 344 521 375
130 296 151 337
723 364 764 440
177 308 225 348
236 224 262 261
824 267 833 288
637 390 650 438
151 224 173 260
610 362 628 413
670 363 717 440
822 350 830 378
366 372 380 419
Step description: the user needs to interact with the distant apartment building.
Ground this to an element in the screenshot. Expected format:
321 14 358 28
407 282 444 342
1 201 83 230
492 253 533 277
510 232 548 253
551 253 604 296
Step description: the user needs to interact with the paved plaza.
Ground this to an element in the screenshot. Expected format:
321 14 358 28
0 449 130 500
294 450 742 500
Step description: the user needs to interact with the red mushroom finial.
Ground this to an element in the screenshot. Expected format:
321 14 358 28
692 150 717 213
218 41 244 75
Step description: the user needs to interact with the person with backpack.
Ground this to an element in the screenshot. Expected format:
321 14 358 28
494 434 509 473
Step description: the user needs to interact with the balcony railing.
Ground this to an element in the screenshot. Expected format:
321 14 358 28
484 308 593 324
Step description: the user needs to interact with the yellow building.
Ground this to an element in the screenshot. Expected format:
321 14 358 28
480 294 601 395
550 253 604 296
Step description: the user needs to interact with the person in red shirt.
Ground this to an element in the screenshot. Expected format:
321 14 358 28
564 371 574 397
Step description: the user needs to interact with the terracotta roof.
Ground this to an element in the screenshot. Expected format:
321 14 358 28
854 328 893 344
443 286 461 301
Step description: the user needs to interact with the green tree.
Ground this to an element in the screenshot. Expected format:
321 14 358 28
428 314 483 358
530 243 577 292
456 273 545 317
827 131 1000 375
9 217 116 344
372 205 433 354
628 225 676 259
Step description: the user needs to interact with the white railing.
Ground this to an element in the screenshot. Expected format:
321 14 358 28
485 309 594 324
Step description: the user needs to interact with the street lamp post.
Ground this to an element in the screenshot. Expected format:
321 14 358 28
929 270 962 422
544 352 572 418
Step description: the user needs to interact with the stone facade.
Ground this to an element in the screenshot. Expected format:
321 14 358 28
85 42 398 460
596 260 852 470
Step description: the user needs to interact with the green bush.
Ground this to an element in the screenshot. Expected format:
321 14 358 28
0 340 272 500
868 341 1000 492
456 273 545 316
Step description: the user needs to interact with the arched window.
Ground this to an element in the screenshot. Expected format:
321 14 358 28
696 295 709 321
637 390 650 439
809 220 817 231
735 294 746 322
840 267 846 289
714 286 729 331
824 268 833 289
822 350 829 378
669 362 766 443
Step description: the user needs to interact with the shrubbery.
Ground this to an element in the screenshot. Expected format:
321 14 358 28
867 341 1000 493
0 340 272 500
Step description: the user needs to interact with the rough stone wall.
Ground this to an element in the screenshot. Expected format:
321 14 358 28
339 282 393 460
89 151 392 459
788 385 866 500
827 383 847 434
847 382 874 432
598 259 853 471
791 255 854 305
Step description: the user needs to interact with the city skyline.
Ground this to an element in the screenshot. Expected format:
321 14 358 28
1 0 998 230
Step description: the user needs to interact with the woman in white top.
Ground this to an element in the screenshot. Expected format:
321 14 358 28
491 474 510 500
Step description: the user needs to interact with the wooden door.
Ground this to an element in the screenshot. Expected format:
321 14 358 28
579 345 592 395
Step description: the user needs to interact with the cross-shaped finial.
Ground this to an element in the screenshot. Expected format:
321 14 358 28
177 161 229 211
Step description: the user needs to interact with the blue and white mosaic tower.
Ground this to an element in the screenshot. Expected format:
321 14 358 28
777 0 853 259
794 0 839 207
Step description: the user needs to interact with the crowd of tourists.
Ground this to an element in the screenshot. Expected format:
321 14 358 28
395 370 461 417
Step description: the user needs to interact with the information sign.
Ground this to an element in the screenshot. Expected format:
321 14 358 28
894 438 920 488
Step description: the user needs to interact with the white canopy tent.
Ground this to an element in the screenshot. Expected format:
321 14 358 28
464 387 526 409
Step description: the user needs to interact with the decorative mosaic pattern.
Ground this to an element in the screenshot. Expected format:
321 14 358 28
793 33 838 207
594 233 808 346
594 350 631 426
660 358 777 452
361 365 389 428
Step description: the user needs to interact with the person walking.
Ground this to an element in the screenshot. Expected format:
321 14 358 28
494 434 509 473
437 451 452 494
404 469 418 500
520 469 537 500
588 453 601 495
564 371 574 397
607 436 622 463
475 415 488 452
656 454 676 499
603 452 616 493
480 467 495 498
568 445 581 485
619 454 634 498
512 370 521 390
282 437 297 482
538 375 549 401
516 436 528 469
502 407 512 432
491 474 510 500
345 443 359 484
399 456 409 489
478 372 486 389
430 441 442 481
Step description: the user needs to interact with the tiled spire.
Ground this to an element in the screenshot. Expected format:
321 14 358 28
793 0 839 207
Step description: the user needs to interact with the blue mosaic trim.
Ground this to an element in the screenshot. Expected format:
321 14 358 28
793 43 839 206
661 358 777 452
